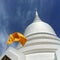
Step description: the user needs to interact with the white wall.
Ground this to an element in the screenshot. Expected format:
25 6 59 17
26 53 55 60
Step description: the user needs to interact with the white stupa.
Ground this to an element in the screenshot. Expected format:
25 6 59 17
0 11 60 60
18 11 60 60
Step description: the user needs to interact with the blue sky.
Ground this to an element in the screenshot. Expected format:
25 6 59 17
0 0 60 56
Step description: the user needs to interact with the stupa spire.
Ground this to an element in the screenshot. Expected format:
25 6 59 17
33 10 42 22
36 10 38 16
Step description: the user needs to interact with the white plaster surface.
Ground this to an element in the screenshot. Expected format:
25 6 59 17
0 47 26 60
26 53 55 60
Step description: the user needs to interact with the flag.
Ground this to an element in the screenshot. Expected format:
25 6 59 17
7 32 27 46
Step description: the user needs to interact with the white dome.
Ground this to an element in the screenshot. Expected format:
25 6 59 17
24 11 56 36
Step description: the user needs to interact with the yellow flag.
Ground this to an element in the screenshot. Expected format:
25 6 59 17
7 32 27 46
